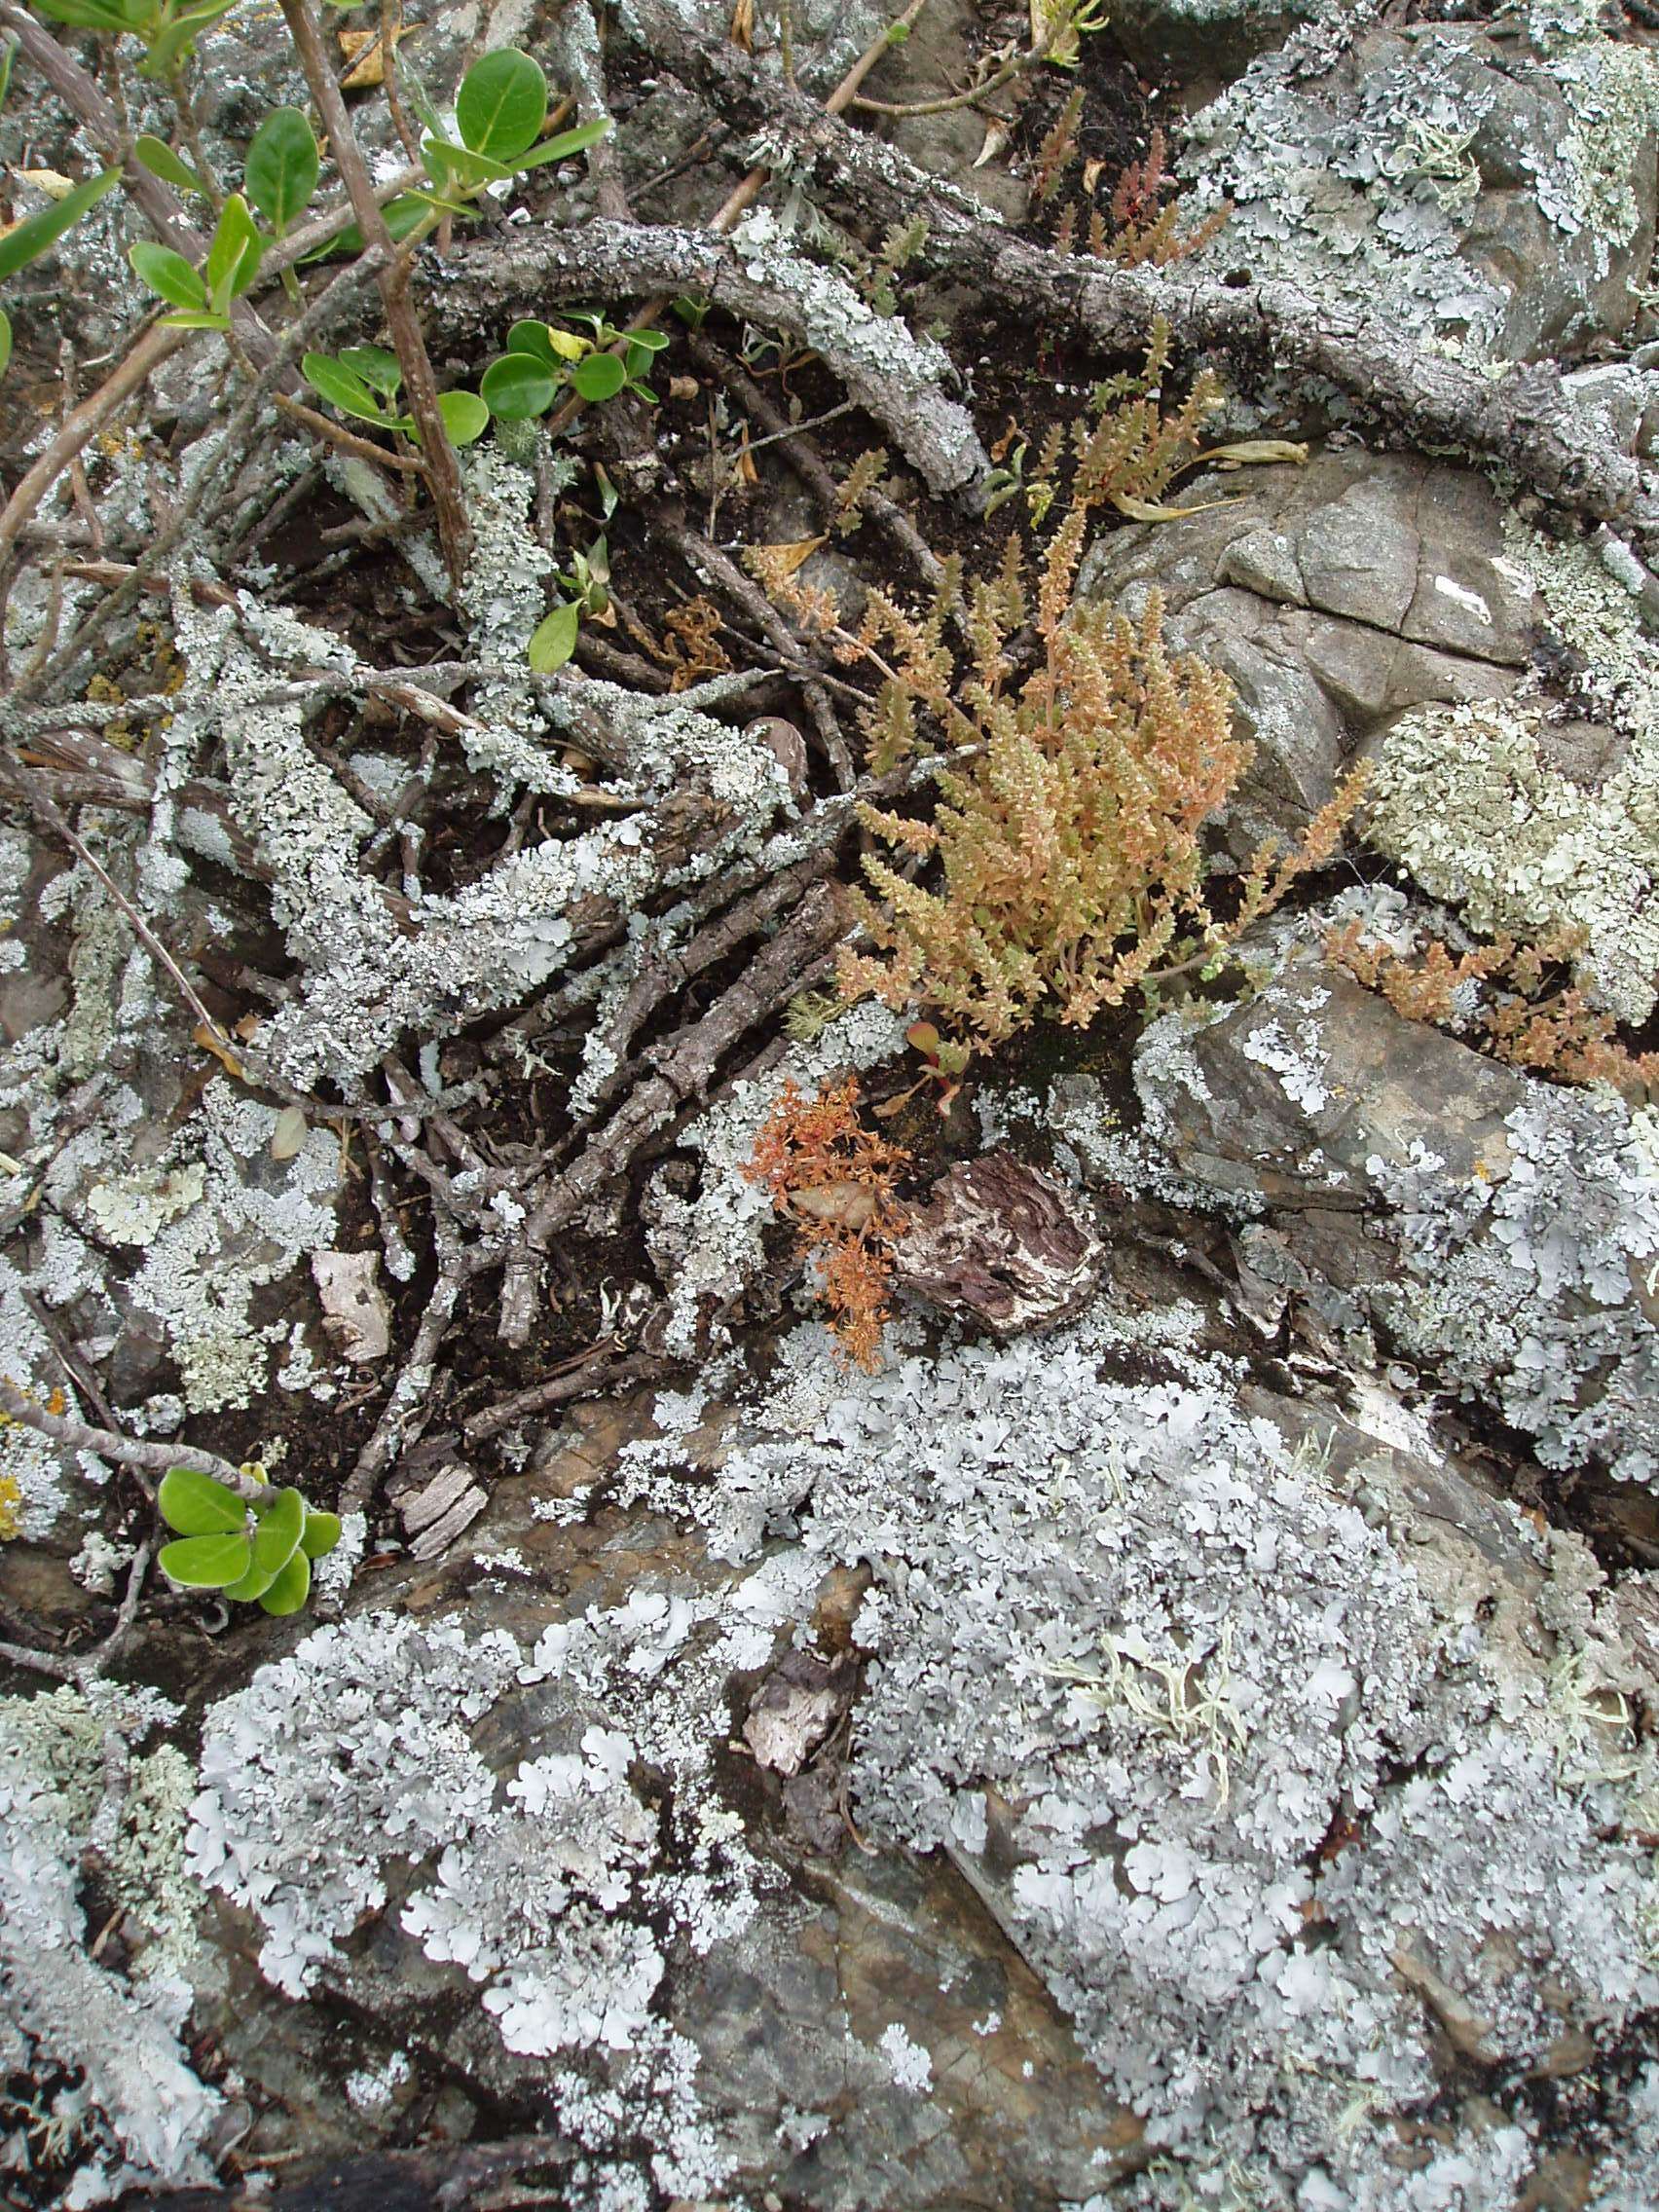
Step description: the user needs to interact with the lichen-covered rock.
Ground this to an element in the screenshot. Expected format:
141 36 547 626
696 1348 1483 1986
1182 4 1659 364
1109 0 1311 78
631 1301 1659 2200
17 1253 1659 2206
1128 955 1659 1495
0 1682 220 2200
179 1520 1144 2206
1366 519 1659 1026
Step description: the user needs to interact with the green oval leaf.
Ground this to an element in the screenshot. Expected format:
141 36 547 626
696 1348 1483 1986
25 0 133 28
512 116 611 172
159 1465 247 1536
244 106 319 233
336 343 403 398
221 1557 278 1602
0 166 120 285
203 193 264 313
505 318 560 365
420 134 518 192
455 48 547 165
438 387 490 445
259 1546 313 1616
0 308 14 384
303 350 393 424
479 350 557 420
159 1531 252 1588
303 193 429 264
570 350 627 404
250 1485 306 1578
134 134 206 197
300 1506 344 1560
129 240 206 311
528 600 580 674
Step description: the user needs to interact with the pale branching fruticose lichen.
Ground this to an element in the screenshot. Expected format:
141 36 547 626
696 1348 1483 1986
161 546 793 1088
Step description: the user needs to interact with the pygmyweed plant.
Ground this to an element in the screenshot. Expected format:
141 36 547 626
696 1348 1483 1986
157 1464 342 1617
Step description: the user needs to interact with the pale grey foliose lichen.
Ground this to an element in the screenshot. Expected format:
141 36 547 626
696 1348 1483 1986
1367 1089 1659 1493
632 1299 1659 2201
0 1682 219 2202
1181 0 1659 365
1127 955 1659 1494
1368 521 1659 1023
185 1594 771 2196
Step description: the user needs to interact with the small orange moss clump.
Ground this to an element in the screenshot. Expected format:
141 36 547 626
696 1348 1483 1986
743 1076 909 1371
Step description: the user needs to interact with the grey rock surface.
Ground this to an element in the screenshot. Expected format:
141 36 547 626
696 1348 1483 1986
1078 450 1536 844
1108 0 1311 79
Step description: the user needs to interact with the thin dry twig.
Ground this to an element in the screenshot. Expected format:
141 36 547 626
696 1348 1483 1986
0 1378 269 1500
276 0 472 592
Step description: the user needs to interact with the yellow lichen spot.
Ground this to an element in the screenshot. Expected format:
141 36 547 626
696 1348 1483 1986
0 1468 21 1541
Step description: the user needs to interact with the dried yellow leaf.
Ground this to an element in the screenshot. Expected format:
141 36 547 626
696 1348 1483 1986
14 169 76 200
271 1105 309 1161
193 1023 245 1081
1111 492 1242 522
1195 439 1310 468
339 19 407 90
746 535 827 576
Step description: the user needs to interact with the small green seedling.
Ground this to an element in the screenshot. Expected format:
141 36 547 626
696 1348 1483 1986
562 313 669 402
482 317 667 418
157 1465 342 1617
129 113 322 325
302 345 489 446
129 191 266 331
528 532 610 673
412 48 609 214
528 598 580 674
